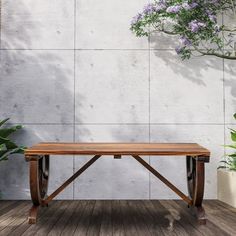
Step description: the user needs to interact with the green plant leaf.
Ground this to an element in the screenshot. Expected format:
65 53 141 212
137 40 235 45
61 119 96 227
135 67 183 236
0 118 26 161
229 130 236 142
0 148 22 161
0 137 10 145
0 125 23 138
0 118 10 127
217 166 227 169
234 113 236 120
0 144 6 151
227 154 236 158
0 137 19 149
224 144 236 149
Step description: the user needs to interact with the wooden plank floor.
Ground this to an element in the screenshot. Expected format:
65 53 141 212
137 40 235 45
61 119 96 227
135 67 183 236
0 200 235 236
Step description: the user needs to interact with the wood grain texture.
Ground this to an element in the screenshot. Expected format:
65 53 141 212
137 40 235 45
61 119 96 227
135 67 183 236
0 200 235 236
25 143 210 160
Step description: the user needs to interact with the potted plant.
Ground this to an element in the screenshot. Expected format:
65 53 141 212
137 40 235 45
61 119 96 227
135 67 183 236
0 118 25 161
0 118 26 198
218 113 236 208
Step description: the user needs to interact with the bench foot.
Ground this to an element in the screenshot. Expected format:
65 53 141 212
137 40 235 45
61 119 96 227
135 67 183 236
195 206 206 225
28 205 39 224
188 205 206 225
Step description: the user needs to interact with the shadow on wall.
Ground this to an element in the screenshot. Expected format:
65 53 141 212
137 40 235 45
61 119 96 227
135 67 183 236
0 1 86 199
224 61 236 109
149 28 236 106
150 33 221 86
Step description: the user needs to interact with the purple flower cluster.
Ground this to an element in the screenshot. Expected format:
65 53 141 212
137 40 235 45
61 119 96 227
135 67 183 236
175 46 184 54
143 3 156 15
143 2 167 15
166 5 182 13
179 36 192 46
189 20 206 33
175 35 192 54
131 1 167 25
166 2 198 14
206 10 217 23
131 13 143 25
182 2 198 10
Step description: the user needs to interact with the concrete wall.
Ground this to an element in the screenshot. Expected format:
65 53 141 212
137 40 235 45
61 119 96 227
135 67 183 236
0 0 235 200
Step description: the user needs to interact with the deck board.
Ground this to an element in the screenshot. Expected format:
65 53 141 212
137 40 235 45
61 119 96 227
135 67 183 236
0 200 235 236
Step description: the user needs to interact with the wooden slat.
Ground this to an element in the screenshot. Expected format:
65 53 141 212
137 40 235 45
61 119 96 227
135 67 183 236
159 201 200 236
25 143 210 158
134 200 162 236
128 201 154 236
0 201 20 216
0 201 15 212
72 200 96 236
111 200 125 236
175 200 231 236
99 200 112 236
0 203 30 236
0 202 26 224
119 200 142 236
8 202 57 236
59 201 87 236
33 201 70 235
86 200 103 236
47 201 78 236
143 200 174 236
21 201 62 236
1 200 235 236
203 202 236 234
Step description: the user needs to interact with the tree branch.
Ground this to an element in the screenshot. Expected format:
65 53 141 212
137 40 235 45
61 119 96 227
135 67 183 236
193 46 236 60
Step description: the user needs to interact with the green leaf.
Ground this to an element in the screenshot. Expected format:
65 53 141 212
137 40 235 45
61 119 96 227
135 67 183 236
219 160 230 165
227 154 236 157
0 148 23 161
0 118 26 161
0 125 23 138
217 166 227 169
0 118 10 127
0 137 19 149
234 113 236 120
224 144 236 149
0 146 25 161
0 137 10 145
231 131 236 142
0 144 6 151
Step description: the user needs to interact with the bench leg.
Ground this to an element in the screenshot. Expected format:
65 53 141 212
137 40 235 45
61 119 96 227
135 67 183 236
186 156 206 224
28 155 50 224
28 205 39 224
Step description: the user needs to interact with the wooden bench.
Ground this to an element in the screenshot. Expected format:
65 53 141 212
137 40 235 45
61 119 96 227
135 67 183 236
25 142 210 224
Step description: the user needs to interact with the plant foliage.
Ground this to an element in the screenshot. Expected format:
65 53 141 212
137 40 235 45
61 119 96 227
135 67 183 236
131 0 236 60
0 118 26 162
218 113 236 171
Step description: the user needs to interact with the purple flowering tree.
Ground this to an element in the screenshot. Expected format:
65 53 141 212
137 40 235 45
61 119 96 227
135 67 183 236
131 0 236 60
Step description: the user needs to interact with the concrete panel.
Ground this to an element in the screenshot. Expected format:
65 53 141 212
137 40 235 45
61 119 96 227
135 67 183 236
1 0 74 49
75 50 149 124
150 50 224 123
0 50 74 123
224 60 236 124
76 0 148 49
